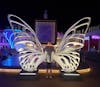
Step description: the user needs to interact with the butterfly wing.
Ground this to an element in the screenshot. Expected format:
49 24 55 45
8 14 47 72
52 17 91 72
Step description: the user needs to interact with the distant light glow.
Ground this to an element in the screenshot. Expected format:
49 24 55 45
92 35 100 39
1 55 20 67
3 29 22 49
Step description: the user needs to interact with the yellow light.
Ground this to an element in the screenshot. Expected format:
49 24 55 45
0 69 21 74
0 68 91 74
38 69 60 74
76 68 91 74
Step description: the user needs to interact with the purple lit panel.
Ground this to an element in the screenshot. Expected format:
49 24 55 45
35 20 56 44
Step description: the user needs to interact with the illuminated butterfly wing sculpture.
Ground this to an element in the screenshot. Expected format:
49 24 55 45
52 17 91 72
8 14 47 72
8 14 91 73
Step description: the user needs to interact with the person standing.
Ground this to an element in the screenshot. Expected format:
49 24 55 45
44 42 55 78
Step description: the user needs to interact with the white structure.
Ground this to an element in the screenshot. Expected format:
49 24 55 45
8 14 91 72
52 17 91 72
8 14 47 72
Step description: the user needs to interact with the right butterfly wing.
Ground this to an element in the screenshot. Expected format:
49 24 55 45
58 17 91 52
52 17 91 72
8 14 47 72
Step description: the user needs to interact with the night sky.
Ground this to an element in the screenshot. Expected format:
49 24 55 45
0 0 99 32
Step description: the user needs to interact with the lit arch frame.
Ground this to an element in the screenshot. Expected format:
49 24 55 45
52 17 91 73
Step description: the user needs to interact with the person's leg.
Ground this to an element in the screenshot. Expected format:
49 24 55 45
49 63 52 78
46 63 49 78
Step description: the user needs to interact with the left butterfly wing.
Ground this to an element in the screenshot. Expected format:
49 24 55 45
8 14 46 72
52 17 91 72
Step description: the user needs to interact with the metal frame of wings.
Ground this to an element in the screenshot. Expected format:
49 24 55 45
8 14 91 73
8 14 47 72
52 17 91 72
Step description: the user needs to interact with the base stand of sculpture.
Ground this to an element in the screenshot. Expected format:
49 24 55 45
17 70 38 80
60 70 81 80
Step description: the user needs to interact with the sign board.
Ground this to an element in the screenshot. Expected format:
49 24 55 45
35 20 56 44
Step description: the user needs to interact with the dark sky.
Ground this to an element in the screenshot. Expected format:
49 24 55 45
0 0 99 32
